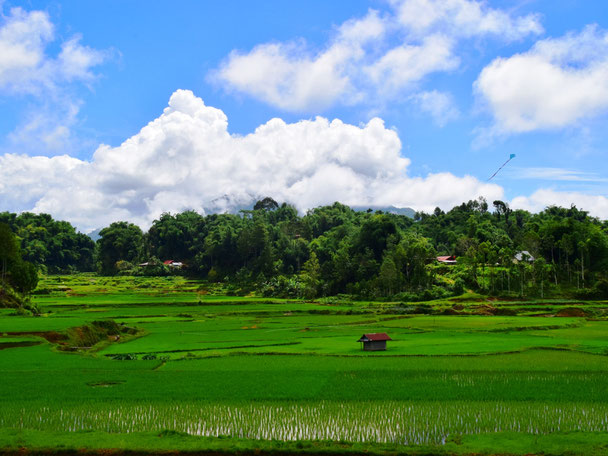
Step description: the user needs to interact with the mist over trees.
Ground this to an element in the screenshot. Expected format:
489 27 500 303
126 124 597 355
2 197 608 300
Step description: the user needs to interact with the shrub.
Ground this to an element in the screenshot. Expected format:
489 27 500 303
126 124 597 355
91 320 121 336
452 278 465 296
112 353 136 360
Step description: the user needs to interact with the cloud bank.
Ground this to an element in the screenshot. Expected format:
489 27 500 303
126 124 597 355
0 90 504 232
211 0 541 114
475 25 608 133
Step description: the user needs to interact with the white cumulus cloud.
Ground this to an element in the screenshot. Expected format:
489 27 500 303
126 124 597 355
212 0 541 113
0 90 503 232
210 10 385 112
511 189 608 220
391 0 542 40
475 25 608 133
364 35 459 94
0 7 106 94
0 6 109 156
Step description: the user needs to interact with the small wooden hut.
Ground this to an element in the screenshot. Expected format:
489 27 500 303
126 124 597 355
357 333 391 351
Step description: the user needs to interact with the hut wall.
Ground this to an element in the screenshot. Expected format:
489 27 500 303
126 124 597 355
363 340 387 351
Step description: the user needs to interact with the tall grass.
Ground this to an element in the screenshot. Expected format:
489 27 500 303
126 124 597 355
3 401 608 446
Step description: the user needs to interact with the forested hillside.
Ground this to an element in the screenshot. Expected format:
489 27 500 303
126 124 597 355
2 197 608 300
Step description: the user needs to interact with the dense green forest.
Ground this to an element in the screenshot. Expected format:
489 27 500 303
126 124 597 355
0 222 39 310
0 212 95 273
2 197 608 301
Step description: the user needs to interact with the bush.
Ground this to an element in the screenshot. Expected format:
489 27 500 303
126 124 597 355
115 260 135 274
494 307 517 316
393 292 419 302
112 353 136 360
593 279 608 299
9 260 39 295
393 285 450 302
452 278 465 296
574 287 600 300
91 320 121 335
31 287 52 295
259 275 301 298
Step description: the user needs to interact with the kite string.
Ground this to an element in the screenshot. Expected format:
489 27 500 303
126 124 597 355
488 157 513 181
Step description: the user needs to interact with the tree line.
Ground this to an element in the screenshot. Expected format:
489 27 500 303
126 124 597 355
2 197 608 300
0 212 95 273
0 223 39 310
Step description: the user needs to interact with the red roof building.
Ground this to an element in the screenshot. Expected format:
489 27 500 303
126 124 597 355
437 255 457 265
357 333 392 351
163 260 184 268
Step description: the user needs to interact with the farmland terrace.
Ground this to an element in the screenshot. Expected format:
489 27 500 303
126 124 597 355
1 275 608 456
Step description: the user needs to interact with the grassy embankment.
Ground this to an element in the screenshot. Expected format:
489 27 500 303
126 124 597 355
1 274 608 455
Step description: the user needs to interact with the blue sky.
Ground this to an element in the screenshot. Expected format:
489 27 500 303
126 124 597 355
1 0 607 231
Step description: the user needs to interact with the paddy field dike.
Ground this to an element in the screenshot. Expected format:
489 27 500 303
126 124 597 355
1 274 608 455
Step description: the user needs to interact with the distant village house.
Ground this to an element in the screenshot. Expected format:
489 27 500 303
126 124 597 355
163 260 183 268
436 255 457 265
513 251 534 263
357 333 392 351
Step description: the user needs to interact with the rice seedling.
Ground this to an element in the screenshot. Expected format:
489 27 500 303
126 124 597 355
2 401 608 446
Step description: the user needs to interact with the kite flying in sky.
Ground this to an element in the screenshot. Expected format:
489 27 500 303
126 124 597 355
488 154 516 181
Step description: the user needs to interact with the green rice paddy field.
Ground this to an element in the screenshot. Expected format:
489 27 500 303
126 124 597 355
2 275 608 455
